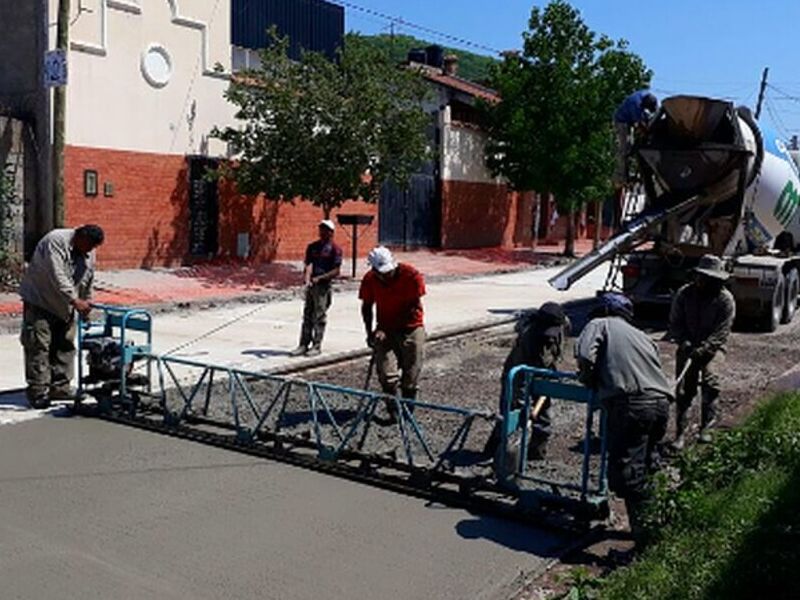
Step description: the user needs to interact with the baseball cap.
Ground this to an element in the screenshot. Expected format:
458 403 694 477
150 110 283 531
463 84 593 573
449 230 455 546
319 219 335 232
367 246 397 274
596 292 634 321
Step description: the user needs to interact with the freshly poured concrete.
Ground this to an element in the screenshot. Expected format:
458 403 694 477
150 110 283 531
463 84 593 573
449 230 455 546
0 417 569 600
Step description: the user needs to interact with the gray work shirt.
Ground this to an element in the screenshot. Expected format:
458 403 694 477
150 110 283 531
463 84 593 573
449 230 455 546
18 229 95 321
575 316 673 403
669 283 735 353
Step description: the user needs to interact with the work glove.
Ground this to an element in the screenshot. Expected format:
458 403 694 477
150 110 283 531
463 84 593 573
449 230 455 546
690 345 712 363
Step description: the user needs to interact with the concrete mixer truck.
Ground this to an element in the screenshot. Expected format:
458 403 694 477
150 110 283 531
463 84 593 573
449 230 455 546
549 95 800 331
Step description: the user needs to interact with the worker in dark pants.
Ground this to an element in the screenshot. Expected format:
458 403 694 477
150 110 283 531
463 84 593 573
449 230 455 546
290 220 342 357
669 254 735 448
575 293 672 541
18 225 105 408
485 302 570 460
613 90 658 188
359 247 426 422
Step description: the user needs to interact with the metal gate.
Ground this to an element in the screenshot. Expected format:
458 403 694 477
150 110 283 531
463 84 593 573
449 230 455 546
188 157 219 257
379 171 440 248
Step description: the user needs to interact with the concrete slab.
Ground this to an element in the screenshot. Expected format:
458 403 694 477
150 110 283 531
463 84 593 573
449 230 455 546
0 417 569 600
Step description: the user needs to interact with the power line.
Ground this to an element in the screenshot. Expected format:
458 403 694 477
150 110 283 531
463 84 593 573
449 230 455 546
768 83 800 103
764 97 793 140
331 0 502 55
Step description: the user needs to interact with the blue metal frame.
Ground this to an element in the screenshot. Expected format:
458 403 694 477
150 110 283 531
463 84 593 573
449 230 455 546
77 305 609 519
77 304 153 400
147 353 489 472
498 365 608 505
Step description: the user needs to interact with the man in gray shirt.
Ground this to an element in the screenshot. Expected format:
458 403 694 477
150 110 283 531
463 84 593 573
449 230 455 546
19 225 104 408
575 293 672 540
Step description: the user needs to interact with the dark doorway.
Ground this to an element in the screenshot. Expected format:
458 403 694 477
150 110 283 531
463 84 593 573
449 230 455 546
378 171 440 248
187 156 219 257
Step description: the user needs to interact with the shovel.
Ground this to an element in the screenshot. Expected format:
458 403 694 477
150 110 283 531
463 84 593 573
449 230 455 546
675 358 693 398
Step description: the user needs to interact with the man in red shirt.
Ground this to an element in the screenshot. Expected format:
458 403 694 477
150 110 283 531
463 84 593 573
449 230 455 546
359 246 426 414
290 220 342 357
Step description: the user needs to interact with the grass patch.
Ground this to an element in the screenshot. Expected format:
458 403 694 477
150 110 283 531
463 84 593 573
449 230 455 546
593 393 800 600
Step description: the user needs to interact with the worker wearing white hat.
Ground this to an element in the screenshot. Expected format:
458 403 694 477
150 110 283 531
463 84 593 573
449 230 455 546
359 246 427 421
289 220 343 357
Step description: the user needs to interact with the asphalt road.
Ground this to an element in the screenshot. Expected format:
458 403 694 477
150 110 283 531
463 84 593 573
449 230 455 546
0 415 570 600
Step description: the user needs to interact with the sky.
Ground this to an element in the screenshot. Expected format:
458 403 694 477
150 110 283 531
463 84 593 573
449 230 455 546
342 0 800 140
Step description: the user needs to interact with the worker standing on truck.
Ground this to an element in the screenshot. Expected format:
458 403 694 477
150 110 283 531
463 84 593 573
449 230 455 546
289 220 342 357
613 90 658 187
18 225 105 409
669 254 736 448
485 302 570 460
359 246 426 421
575 293 672 540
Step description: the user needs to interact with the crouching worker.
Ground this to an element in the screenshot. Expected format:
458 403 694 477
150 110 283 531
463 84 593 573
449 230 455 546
575 293 672 540
359 247 426 422
485 302 570 460
19 225 105 408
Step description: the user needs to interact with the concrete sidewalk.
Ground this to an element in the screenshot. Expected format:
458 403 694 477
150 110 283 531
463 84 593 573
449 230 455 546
0 262 608 395
0 242 591 317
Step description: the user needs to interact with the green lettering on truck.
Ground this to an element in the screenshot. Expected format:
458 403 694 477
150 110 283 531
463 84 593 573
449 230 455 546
775 181 800 226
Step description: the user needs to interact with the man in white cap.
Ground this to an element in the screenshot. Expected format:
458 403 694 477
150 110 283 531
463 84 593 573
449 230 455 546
669 254 736 447
289 220 342 357
359 246 426 417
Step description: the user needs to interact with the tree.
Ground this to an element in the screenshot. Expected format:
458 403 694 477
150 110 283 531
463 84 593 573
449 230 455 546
212 32 431 218
482 1 651 256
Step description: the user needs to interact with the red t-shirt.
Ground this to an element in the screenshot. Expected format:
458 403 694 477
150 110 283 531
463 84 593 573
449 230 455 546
359 263 426 331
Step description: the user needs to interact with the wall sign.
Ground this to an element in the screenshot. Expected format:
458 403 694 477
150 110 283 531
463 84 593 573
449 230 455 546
43 50 68 87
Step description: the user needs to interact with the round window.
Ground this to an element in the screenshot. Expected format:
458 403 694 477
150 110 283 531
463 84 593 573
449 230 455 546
141 44 172 88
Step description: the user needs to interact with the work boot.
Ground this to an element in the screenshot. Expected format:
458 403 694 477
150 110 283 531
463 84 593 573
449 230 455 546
288 345 308 357
26 389 50 410
671 407 689 451
305 346 322 358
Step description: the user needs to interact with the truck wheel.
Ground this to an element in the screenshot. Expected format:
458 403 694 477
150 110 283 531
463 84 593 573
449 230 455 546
764 274 785 332
782 269 799 324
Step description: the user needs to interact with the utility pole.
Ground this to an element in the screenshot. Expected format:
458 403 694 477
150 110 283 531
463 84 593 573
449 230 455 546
755 66 769 120
52 0 70 228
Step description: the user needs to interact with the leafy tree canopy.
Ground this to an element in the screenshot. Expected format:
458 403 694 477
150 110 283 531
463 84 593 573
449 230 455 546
212 31 431 217
482 0 651 252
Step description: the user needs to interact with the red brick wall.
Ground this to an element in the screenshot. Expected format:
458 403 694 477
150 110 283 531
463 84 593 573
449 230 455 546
65 146 378 269
440 180 533 249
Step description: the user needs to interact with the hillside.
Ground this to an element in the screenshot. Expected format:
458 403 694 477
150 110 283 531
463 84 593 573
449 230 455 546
358 33 497 84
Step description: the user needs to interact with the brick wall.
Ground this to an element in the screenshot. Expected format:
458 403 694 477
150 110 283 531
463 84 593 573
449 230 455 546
65 145 378 269
440 180 533 249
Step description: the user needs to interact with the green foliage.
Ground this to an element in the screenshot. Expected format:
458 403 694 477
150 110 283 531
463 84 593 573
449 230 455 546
0 164 22 288
595 393 800 600
481 0 651 253
357 33 497 83
212 31 431 217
